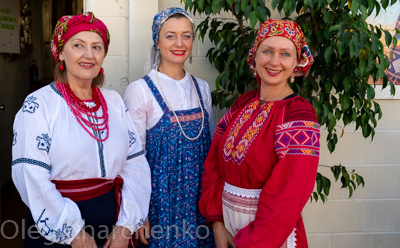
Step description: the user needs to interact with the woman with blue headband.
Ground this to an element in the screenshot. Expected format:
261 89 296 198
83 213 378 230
124 7 215 248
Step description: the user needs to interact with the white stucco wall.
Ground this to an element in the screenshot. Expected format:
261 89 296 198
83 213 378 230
88 0 400 247
305 98 400 248
84 0 131 95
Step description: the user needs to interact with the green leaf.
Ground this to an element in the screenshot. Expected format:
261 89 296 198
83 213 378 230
341 170 350 187
349 40 356 58
221 71 229 87
329 24 342 32
251 0 257 8
339 94 351 111
331 165 341 181
362 123 372 137
325 80 332 93
343 77 351 91
328 139 336 153
313 192 319 202
351 32 360 57
198 0 205 9
283 0 293 13
361 112 368 125
249 11 258 29
358 58 368 77
374 102 383 119
271 0 280 9
226 53 236 67
332 95 338 107
384 30 392 47
327 113 336 132
350 0 360 17
215 75 221 89
337 40 345 57
256 6 267 21
390 81 396 95
324 45 334 63
334 108 342 120
323 179 331 196
371 35 379 53
245 5 252 19
211 0 221 12
316 174 322 192
319 193 327 203
381 0 389 8
356 174 365 187
348 185 354 198
367 84 375 100
241 0 248 12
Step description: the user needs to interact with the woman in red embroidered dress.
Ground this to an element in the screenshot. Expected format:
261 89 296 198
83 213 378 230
199 19 320 248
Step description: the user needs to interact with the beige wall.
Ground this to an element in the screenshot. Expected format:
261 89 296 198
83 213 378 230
85 0 131 95
89 0 400 247
305 99 400 247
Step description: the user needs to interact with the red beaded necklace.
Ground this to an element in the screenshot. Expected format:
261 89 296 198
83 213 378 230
56 82 109 141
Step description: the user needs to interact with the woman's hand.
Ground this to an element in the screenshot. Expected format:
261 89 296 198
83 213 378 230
71 228 97 248
138 220 150 245
103 226 131 248
212 221 236 248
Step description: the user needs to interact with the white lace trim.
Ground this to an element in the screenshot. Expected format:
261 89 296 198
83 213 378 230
224 182 262 198
286 227 297 248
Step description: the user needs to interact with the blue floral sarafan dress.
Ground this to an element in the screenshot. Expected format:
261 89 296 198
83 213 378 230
141 75 215 248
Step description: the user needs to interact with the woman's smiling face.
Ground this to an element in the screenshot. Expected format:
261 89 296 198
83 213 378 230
59 31 105 84
158 16 194 67
255 36 298 87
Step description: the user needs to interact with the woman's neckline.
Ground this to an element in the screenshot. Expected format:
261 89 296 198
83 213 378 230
259 93 297 105
156 66 186 81
153 68 188 82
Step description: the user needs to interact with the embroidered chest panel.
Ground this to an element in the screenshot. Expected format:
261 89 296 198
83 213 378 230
223 101 273 164
169 112 203 123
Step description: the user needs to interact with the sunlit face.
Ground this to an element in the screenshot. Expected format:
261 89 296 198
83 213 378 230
158 16 193 67
58 31 105 84
255 36 298 87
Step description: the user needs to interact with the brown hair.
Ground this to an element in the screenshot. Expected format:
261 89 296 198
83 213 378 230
54 61 104 87
168 13 187 20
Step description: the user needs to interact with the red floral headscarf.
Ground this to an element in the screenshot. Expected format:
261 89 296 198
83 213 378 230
247 19 314 76
51 12 110 62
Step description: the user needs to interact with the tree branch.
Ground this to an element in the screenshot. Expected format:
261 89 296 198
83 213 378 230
231 1 248 49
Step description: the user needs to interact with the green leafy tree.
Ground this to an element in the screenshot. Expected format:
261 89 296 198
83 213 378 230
181 0 398 202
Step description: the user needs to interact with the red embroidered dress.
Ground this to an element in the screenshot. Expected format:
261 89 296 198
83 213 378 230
199 91 320 248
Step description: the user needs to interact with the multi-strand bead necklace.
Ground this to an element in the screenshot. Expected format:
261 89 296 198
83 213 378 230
56 82 109 141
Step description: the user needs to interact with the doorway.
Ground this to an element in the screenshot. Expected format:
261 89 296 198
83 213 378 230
0 0 83 224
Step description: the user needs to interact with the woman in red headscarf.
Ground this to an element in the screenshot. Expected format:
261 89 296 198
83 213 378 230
199 19 320 248
12 12 151 248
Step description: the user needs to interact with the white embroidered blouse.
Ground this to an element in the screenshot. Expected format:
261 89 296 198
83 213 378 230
11 83 151 245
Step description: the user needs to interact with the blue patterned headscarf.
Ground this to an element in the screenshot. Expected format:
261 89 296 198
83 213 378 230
152 7 195 45
144 7 196 73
